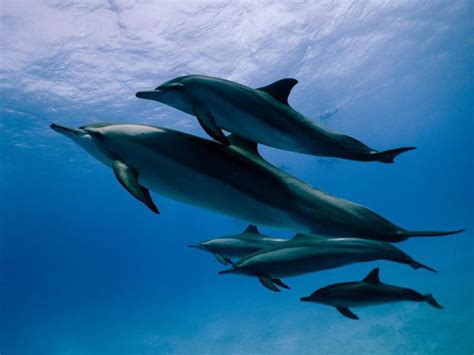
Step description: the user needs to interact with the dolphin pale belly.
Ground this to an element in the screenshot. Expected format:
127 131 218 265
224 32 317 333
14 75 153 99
136 75 415 163
189 224 286 265
300 268 443 319
50 123 463 242
219 234 436 292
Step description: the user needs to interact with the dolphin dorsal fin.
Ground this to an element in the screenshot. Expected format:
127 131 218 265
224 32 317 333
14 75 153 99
228 134 260 157
256 78 298 106
243 225 260 235
362 268 381 284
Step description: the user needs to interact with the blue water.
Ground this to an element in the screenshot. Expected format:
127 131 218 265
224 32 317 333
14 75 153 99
1 2 473 354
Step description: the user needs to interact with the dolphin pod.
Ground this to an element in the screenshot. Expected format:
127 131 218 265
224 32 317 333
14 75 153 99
218 234 435 292
50 123 462 242
136 75 415 163
300 268 443 320
51 74 464 321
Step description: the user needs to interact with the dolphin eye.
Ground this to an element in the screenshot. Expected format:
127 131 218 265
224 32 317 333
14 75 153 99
156 82 184 92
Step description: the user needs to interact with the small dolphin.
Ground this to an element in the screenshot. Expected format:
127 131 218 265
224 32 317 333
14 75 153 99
50 123 463 242
300 267 443 320
188 224 286 265
219 234 435 292
136 75 415 163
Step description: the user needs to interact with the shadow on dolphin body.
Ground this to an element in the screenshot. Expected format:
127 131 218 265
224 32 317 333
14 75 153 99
50 122 464 242
136 75 415 163
300 267 443 320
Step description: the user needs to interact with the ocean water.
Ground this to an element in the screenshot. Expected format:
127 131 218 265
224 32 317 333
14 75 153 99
0 1 473 354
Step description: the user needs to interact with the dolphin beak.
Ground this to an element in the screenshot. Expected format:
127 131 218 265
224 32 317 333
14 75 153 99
188 244 203 249
300 296 311 302
218 269 235 275
50 123 86 137
135 90 161 100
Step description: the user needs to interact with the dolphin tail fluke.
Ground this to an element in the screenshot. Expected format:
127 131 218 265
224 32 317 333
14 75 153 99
410 260 437 273
401 229 465 238
424 294 443 309
372 147 416 163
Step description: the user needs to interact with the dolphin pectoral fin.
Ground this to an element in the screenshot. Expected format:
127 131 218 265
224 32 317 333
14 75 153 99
214 253 234 266
214 253 228 265
256 78 298 105
224 257 236 266
336 306 359 320
112 160 159 214
258 275 281 292
193 107 229 145
272 278 290 289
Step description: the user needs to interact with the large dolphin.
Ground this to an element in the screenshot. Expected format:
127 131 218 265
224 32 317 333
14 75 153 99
188 224 286 265
300 267 443 319
50 123 462 242
136 75 415 163
218 234 436 292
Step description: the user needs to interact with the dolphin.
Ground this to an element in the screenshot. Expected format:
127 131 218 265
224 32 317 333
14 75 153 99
188 224 286 265
300 267 443 319
136 75 415 163
218 234 436 292
50 123 463 242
